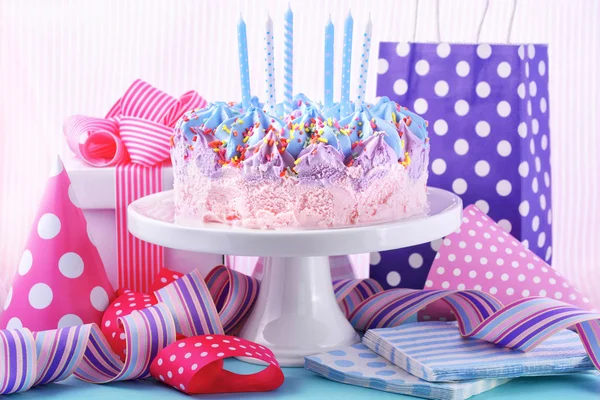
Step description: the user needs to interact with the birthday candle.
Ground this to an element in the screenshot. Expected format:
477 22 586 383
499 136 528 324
237 13 252 110
264 13 276 114
355 13 372 108
340 10 353 117
283 4 294 113
324 15 334 108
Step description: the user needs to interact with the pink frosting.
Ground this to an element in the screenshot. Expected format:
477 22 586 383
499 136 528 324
174 162 428 230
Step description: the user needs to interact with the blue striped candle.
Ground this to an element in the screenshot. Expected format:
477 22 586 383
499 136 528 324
324 15 334 108
283 5 293 113
237 14 251 110
340 10 353 117
355 14 372 107
264 13 276 114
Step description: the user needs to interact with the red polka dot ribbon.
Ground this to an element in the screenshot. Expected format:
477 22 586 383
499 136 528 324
150 335 283 395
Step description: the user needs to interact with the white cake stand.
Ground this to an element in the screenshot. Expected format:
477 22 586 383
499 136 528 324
128 187 462 367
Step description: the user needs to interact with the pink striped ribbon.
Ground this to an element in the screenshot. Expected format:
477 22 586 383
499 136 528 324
64 80 207 292
0 265 257 395
2 265 600 395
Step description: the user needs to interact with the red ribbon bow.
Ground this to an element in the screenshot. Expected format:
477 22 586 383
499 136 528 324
64 80 206 167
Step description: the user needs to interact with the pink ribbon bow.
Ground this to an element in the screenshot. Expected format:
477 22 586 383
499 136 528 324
64 79 206 167
63 80 207 292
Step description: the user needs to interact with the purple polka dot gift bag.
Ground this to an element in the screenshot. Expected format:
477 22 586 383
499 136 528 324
372 2 552 291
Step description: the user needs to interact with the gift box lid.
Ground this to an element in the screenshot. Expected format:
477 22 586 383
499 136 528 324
61 143 174 210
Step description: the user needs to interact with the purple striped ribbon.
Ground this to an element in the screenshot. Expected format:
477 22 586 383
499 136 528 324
2 268 600 395
0 266 258 395
0 304 175 395
333 279 600 370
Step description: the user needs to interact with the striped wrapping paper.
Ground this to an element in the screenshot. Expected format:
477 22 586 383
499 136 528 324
363 322 595 382
305 343 510 400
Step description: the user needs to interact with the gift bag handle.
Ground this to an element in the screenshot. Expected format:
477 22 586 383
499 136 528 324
412 0 518 43
476 0 518 43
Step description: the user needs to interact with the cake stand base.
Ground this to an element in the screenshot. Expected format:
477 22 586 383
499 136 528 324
239 256 359 367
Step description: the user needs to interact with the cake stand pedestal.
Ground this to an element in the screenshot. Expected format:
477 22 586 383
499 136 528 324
128 187 462 367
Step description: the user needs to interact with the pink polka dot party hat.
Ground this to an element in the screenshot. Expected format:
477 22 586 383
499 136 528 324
0 156 115 331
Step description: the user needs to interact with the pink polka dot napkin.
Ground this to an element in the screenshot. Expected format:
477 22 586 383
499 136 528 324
420 205 590 321
0 156 115 331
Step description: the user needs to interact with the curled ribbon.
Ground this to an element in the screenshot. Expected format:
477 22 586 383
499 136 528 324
0 266 269 395
0 304 175 395
334 280 600 370
2 266 600 395
64 79 206 167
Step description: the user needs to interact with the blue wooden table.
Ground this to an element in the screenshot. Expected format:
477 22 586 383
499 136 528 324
12 360 600 399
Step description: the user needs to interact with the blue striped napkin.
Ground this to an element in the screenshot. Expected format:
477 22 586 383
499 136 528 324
363 322 595 382
304 343 510 400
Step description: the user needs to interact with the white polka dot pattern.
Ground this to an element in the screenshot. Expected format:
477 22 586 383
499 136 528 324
372 42 552 291
150 335 280 394
423 206 588 321
0 156 115 332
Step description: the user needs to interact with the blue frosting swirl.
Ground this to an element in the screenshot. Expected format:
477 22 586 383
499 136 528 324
338 105 404 159
372 97 428 141
232 96 262 113
214 107 288 160
282 105 324 158
317 120 352 158
176 102 239 144
275 93 320 117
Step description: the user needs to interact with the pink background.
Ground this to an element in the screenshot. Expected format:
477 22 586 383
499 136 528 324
0 0 599 307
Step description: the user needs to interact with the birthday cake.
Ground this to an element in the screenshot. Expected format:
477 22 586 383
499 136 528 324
170 12 429 230
170 96 430 229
